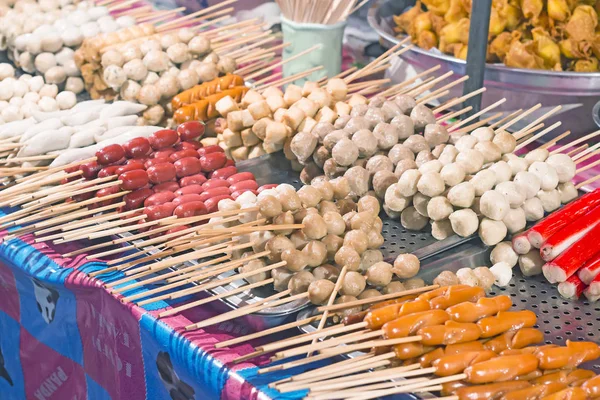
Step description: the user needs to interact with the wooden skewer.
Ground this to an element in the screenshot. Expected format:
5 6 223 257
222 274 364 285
157 1 236 30
137 8 185 23
135 260 288 306
0 170 83 202
566 144 588 157
317 285 438 312
107 0 138 12
0 154 57 163
447 98 506 132
488 109 523 130
307 266 348 356
436 106 472 123
433 87 486 114
255 66 324 90
514 121 562 152
575 148 600 165
213 30 273 53
160 278 275 318
54 213 148 244
576 174 600 189
186 291 308 331
308 378 435 400
341 374 465 400
245 44 321 80
540 130 571 150
237 42 290 64
407 71 454 97
320 67 358 85
380 65 442 99
345 37 411 83
228 36 277 59
348 79 390 92
276 330 383 361
211 23 266 44
576 158 600 175
573 142 600 160
285 363 428 394
417 75 468 105
497 103 542 132
552 129 600 155
14 157 95 185
215 314 325 349
452 112 503 135
512 105 562 140
5 178 84 207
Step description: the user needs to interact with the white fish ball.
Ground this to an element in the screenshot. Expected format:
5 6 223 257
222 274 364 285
490 241 518 267
480 190 510 221
479 218 507 246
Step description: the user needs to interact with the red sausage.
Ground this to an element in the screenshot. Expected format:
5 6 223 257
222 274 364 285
96 185 120 207
258 184 278 193
144 192 176 207
202 179 230 190
199 152 227 172
227 172 255 184
72 191 94 202
173 194 204 207
180 174 207 187
177 121 205 141
231 189 258 199
166 225 190 235
119 170 149 191
98 165 120 179
210 166 238 180
144 157 170 169
144 202 176 221
149 129 179 150
174 157 202 178
123 137 151 159
115 161 144 175
174 185 203 196
199 187 230 202
197 145 223 157
153 181 180 193
173 201 207 218
152 148 176 159
170 149 199 162
124 188 154 210
147 163 177 184
205 195 232 213
224 159 235 168
96 144 125 165
175 141 202 151
80 161 102 180
230 180 258 193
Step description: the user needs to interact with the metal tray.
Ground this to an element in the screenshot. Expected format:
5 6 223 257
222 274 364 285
367 0 600 138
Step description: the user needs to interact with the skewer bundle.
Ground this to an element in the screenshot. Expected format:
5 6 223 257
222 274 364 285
234 284 600 400
275 0 369 25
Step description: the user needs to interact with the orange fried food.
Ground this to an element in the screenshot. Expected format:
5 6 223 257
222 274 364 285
573 57 599 71
393 1 423 33
505 39 544 69
439 17 470 52
444 0 467 22
548 0 571 21
520 0 543 19
532 27 562 69
418 30 439 49
489 31 515 61
565 5 598 41
422 0 451 15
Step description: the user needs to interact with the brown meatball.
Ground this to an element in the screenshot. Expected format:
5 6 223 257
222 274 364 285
288 270 315 295
373 122 400 150
297 185 323 208
337 198 357 215
341 271 366 296
332 137 359 167
265 235 296 262
312 180 334 201
279 189 302 212
334 245 361 271
391 114 415 139
366 261 393 286
372 170 398 199
322 233 344 261
302 240 328 267
424 124 449 147
358 289 382 303
330 177 351 199
393 253 420 279
290 230 309 249
319 200 339 215
352 129 378 158
300 163 323 185
367 229 385 249
359 249 384 272
313 145 330 168
404 135 429 154
323 159 346 179
388 143 415 165
313 264 340 282
394 159 418 178
308 279 335 305
334 295 362 318
403 278 425 290
302 213 328 240
358 195 380 216
345 116 370 133
366 155 394 176
281 248 308 272
344 166 370 197
273 211 295 235
473 267 495 291
433 270 459 287
240 259 269 284
394 94 417 115
323 211 345 236
415 150 435 168
323 129 351 150
293 207 317 224
272 267 294 292
350 211 376 232
410 104 436 131
312 122 334 141
258 195 282 218
343 211 357 231
344 229 369 254
383 281 406 294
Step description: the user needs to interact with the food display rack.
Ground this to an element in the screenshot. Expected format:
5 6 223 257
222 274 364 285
367 0 600 138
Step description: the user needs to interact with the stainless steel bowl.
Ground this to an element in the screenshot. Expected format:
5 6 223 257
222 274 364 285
368 0 600 139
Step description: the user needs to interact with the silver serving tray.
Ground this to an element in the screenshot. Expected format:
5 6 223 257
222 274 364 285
367 0 600 138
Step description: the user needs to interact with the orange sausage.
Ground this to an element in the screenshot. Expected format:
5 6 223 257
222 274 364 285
501 345 559 357
382 309 450 339
581 375 600 398
418 285 467 301
441 381 469 396
465 354 540 384
419 320 481 346
173 87 249 123
368 294 419 310
365 298 431 330
429 286 486 309
516 370 543 380
454 381 531 400
477 311 537 338
419 341 485 367
393 342 434 360
500 382 567 400
484 328 545 353
433 350 497 377
534 370 596 387
539 387 587 400
536 341 600 370
447 295 513 322
171 74 245 110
